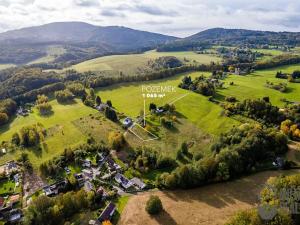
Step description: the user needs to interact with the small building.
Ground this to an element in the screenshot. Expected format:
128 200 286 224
130 177 146 190
4 161 19 176
96 103 108 112
155 107 164 114
43 180 67 197
8 194 20 205
8 209 22 223
98 202 116 222
123 117 133 128
89 220 100 225
106 158 121 172
74 173 85 187
273 157 285 169
82 159 92 168
115 173 133 189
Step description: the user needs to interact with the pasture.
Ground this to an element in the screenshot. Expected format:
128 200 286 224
217 64 300 107
95 71 239 136
64 50 221 75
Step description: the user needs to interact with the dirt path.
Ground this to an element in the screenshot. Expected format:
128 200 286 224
119 170 299 225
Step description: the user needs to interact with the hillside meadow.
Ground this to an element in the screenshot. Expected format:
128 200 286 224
0 99 97 167
2 63 300 168
217 64 300 106
63 50 221 75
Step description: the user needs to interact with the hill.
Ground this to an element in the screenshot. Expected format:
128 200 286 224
0 22 177 64
158 28 300 51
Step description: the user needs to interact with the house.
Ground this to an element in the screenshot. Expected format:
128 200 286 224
4 161 19 175
115 173 133 189
82 169 93 180
8 194 20 205
89 220 100 225
16 107 28 117
8 209 22 223
98 202 116 222
130 177 146 190
96 103 108 112
74 173 85 186
96 187 108 199
155 107 164 114
106 158 121 172
273 157 285 169
43 180 67 197
82 159 92 168
123 117 133 128
64 167 71 175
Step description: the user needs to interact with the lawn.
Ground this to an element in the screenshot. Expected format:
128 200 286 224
217 64 300 107
60 50 221 76
0 179 16 196
0 99 96 168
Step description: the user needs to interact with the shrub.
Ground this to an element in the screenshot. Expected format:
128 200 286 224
145 195 163 215
0 112 9 125
55 89 74 103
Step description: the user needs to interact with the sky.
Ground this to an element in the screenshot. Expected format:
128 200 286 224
0 0 300 37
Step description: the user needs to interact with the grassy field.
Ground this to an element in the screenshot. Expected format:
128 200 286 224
63 50 221 76
217 64 300 107
95 71 239 136
119 170 300 225
0 99 96 168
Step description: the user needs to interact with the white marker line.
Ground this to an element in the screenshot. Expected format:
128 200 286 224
168 93 189 105
134 123 159 139
143 99 146 127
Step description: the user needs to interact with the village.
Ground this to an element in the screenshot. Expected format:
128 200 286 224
0 148 148 224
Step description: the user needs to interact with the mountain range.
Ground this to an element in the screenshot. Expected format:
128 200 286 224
1 22 300 65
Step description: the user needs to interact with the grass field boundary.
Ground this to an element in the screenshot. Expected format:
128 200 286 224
168 93 189 105
128 123 159 142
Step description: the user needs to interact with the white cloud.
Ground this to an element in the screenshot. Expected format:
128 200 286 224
0 0 300 37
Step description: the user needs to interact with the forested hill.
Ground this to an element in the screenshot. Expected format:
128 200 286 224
157 28 300 51
0 22 177 64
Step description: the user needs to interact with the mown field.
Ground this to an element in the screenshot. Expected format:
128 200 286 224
63 50 221 75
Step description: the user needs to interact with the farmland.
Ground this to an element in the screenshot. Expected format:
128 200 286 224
62 50 221 76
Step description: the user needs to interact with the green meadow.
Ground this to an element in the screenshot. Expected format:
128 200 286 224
95 71 239 136
0 99 96 168
217 64 300 106
64 50 221 75
1 63 300 167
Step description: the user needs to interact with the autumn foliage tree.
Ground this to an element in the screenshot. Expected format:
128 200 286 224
108 131 126 150
281 119 300 140
36 95 52 115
